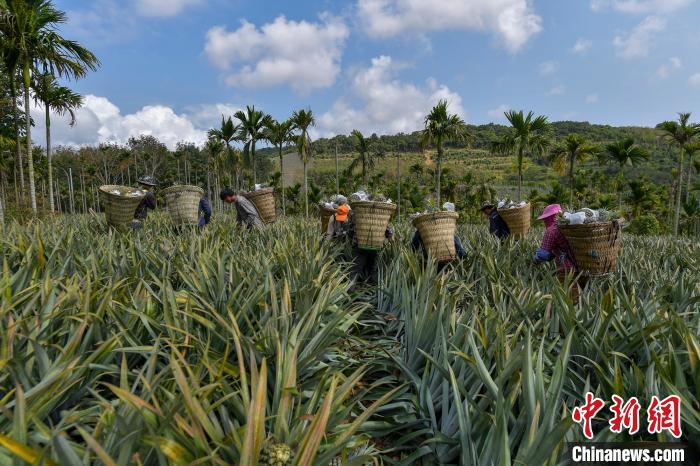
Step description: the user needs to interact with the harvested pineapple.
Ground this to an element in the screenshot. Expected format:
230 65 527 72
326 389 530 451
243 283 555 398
260 438 293 466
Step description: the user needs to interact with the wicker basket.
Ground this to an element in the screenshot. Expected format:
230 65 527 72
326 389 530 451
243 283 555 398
412 211 459 262
162 185 203 226
498 203 531 238
99 185 145 231
319 204 336 234
351 201 396 250
559 221 622 277
245 188 276 224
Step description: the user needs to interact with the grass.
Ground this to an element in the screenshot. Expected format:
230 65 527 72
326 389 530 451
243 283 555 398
0 213 698 465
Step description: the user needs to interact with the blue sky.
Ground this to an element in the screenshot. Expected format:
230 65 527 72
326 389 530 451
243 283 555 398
41 0 700 148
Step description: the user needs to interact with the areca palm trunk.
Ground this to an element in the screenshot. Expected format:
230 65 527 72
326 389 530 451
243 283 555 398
686 156 694 202
673 148 684 236
568 153 575 207
396 151 401 220
617 168 624 211
436 135 443 206
10 80 24 197
279 146 285 216
252 139 257 186
517 147 524 201
303 159 308 217
206 159 211 200
45 100 55 212
23 71 36 212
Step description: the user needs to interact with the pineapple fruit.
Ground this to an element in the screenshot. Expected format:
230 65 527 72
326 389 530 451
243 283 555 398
259 438 293 466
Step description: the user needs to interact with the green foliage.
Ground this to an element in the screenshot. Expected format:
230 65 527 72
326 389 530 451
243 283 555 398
0 213 698 464
626 214 661 235
492 110 552 200
656 112 700 235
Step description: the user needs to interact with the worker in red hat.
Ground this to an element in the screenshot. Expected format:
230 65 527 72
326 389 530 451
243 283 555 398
533 204 583 302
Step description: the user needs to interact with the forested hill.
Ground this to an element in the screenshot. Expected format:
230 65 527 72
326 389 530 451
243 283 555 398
295 121 669 157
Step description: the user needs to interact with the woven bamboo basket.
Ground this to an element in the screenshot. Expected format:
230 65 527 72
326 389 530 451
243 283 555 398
559 221 622 277
99 185 145 231
351 201 396 250
498 203 531 238
412 211 459 262
245 188 276 224
162 185 203 226
319 204 336 233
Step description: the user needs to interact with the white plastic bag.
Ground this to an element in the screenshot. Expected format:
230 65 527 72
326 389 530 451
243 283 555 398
565 212 586 225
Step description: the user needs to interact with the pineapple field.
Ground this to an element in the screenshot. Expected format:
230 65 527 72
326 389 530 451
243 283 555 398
0 214 698 465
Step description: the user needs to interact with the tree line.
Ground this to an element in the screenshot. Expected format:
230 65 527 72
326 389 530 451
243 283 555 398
2 1 698 236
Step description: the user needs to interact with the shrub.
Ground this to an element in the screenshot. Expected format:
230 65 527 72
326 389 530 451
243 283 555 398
627 213 660 235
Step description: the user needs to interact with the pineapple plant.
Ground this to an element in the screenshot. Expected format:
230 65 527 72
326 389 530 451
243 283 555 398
0 213 696 465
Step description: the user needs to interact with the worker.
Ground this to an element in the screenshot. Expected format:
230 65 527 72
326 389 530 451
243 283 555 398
326 196 393 285
532 204 584 302
480 203 510 240
411 202 467 262
198 196 212 228
324 195 351 240
132 176 157 229
219 187 262 229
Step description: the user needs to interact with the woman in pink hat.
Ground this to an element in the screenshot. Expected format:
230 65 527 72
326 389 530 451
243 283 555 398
533 204 583 302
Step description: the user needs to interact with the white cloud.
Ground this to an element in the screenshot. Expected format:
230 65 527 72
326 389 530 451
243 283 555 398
317 55 465 137
539 60 559 75
546 85 566 96
590 0 609 11
488 104 510 120
653 56 682 79
591 0 693 13
689 73 700 87
613 15 666 58
572 38 592 53
30 96 245 149
204 15 349 94
134 0 202 17
586 93 599 103
357 0 542 53
64 0 202 43
183 103 243 129
64 0 139 44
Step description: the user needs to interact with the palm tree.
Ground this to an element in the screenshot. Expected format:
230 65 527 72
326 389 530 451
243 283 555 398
492 110 551 201
208 116 240 190
1 0 100 213
421 100 469 206
347 129 384 187
290 109 315 217
204 137 223 199
409 162 424 183
262 118 294 215
32 72 82 212
235 105 268 186
550 134 598 207
0 38 24 196
627 178 659 218
603 138 649 211
656 112 700 235
693 157 700 194
684 142 700 202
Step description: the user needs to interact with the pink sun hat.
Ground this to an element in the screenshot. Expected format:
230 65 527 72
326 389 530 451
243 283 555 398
537 204 562 220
